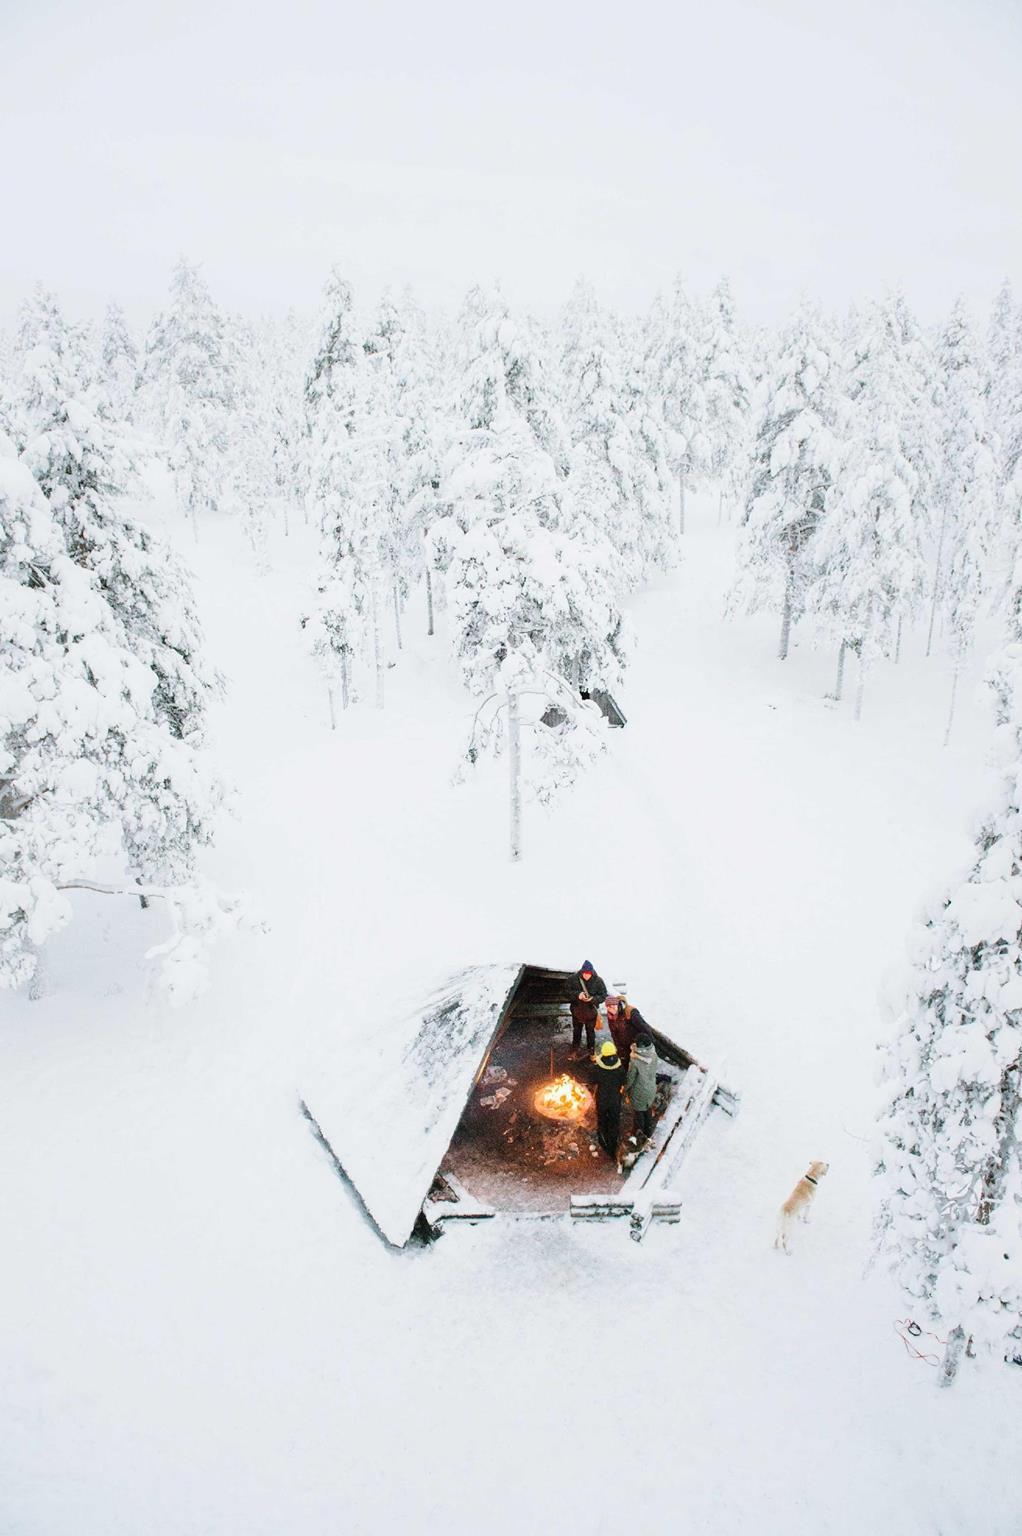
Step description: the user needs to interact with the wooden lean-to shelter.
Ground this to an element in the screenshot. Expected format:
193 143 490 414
301 963 738 1248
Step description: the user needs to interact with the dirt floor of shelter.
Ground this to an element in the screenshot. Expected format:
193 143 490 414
442 1011 654 1213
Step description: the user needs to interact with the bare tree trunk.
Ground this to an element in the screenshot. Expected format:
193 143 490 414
392 579 403 652
854 657 866 721
28 943 46 1002
327 685 337 731
779 572 794 661
372 580 384 709
943 665 960 748
834 641 847 701
340 651 350 711
926 503 950 658
679 476 687 537
508 689 521 863
895 614 903 664
940 1326 966 1388
135 874 150 912
425 565 435 637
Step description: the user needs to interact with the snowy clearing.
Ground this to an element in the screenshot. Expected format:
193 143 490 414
1 492 1016 1536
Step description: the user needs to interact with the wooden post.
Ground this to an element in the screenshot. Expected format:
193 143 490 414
340 651 350 712
425 565 435 637
508 689 521 862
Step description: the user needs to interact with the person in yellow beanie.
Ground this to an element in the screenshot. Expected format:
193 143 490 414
592 1039 625 1161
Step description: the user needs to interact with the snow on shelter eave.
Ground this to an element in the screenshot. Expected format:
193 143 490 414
303 963 527 1249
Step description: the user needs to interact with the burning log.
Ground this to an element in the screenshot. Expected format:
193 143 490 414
533 1073 593 1124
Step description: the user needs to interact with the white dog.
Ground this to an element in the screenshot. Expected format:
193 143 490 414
774 1160 829 1254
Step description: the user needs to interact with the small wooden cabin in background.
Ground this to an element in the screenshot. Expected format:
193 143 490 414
301 963 737 1248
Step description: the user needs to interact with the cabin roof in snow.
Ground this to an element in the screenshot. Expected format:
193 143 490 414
304 963 525 1246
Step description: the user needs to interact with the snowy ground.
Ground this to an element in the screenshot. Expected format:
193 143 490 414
1 494 1017 1536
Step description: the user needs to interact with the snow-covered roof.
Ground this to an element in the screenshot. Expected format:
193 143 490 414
304 963 525 1247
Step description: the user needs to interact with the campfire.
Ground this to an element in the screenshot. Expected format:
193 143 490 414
533 1073 594 1123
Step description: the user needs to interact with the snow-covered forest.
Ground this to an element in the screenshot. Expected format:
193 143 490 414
5 267 1022 965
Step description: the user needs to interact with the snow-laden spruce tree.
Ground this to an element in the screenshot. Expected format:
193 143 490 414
560 281 675 588
697 278 753 520
930 300 1000 740
809 301 927 714
988 279 1022 490
0 425 228 1000
303 265 362 444
394 294 450 638
875 622 1022 1385
889 292 941 597
303 269 372 714
731 304 845 659
440 292 627 830
3 295 227 997
647 278 710 534
305 283 427 716
447 406 628 815
99 300 139 421
139 258 239 539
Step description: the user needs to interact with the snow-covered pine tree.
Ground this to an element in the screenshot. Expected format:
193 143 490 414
442 293 627 827
362 290 430 652
875 620 1022 1384
139 258 238 539
809 301 927 715
1 440 79 985
698 278 753 521
303 269 373 716
888 291 942 663
99 300 139 421
303 266 362 447
449 410 628 815
11 293 224 962
988 280 1022 490
0 421 227 999
560 282 674 589
930 300 1000 740
648 278 710 534
730 304 844 659
395 295 450 638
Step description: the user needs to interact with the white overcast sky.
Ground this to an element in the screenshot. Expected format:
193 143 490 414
2 0 1020 328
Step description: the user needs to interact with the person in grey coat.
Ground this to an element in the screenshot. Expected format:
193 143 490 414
624 1032 658 1141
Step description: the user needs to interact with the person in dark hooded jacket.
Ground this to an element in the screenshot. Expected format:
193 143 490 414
592 1039 625 1160
569 959 607 1057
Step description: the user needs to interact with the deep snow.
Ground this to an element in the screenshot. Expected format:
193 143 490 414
1 493 1017 1536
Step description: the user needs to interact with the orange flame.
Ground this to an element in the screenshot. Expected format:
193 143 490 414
534 1073 593 1123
